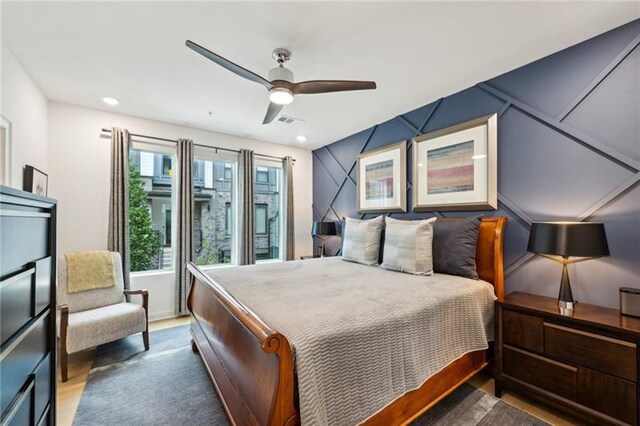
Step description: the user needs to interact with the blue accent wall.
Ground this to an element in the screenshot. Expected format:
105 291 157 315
312 19 640 309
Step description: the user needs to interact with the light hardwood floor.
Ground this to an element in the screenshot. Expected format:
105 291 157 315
58 317 582 426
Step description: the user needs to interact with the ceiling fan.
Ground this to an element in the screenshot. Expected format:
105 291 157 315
186 40 377 124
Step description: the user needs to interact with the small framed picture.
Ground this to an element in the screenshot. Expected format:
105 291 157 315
23 165 48 196
356 140 407 213
412 114 497 211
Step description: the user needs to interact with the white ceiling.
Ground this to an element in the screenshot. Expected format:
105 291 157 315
1 2 638 150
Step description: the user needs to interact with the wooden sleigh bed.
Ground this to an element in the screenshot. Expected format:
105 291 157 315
187 216 507 426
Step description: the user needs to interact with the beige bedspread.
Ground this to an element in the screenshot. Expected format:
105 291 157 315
206 257 496 426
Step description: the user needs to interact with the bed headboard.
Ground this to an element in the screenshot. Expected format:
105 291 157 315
395 216 507 298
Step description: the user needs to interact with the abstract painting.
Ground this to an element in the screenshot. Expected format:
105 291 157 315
413 114 497 211
357 141 406 213
426 140 474 194
365 159 394 200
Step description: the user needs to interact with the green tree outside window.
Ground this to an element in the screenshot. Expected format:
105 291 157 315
129 164 162 271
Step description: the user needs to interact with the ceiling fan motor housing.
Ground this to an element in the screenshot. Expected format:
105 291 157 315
269 66 294 83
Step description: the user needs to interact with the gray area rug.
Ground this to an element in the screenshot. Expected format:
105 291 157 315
74 325 548 426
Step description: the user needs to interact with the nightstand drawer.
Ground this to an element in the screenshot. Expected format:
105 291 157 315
544 322 637 382
503 345 577 401
577 367 636 425
502 309 543 353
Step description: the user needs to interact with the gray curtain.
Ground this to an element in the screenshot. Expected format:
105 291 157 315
107 127 131 289
175 138 194 315
238 149 255 265
283 156 295 261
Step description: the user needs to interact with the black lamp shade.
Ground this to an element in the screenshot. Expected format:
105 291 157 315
312 221 337 237
527 222 609 258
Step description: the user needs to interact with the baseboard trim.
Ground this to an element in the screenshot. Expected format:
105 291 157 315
148 311 177 322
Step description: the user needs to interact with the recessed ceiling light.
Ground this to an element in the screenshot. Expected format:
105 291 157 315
296 135 307 142
102 97 119 106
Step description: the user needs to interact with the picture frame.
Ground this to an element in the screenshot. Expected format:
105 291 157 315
412 113 497 211
356 140 407 213
23 165 49 196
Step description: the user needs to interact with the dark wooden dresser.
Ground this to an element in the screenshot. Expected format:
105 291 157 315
496 291 640 425
0 186 57 425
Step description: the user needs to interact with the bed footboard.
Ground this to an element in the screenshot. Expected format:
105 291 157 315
186 262 298 426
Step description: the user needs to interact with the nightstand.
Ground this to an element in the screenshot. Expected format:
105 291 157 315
495 292 640 425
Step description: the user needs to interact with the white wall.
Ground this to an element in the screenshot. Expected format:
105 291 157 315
1 44 48 189
48 101 313 320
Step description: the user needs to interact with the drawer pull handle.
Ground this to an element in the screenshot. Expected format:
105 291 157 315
0 308 50 362
544 323 636 348
504 344 578 371
0 209 50 218
0 375 35 425
0 268 35 289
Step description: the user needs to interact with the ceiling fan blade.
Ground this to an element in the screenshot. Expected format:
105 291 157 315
291 80 376 95
263 102 284 124
186 40 272 90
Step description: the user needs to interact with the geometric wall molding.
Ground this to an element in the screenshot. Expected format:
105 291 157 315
313 19 640 308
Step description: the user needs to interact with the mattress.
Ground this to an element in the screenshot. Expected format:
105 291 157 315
206 257 496 425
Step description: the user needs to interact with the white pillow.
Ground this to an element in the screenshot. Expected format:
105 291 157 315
381 217 437 275
342 216 384 266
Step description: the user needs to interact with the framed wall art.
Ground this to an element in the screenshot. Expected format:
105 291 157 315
23 165 49 196
412 114 497 211
356 140 407 213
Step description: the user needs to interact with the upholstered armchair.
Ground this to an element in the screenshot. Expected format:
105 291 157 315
58 251 149 382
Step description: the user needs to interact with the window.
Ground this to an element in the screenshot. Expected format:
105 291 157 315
255 204 267 235
194 154 237 267
225 203 232 235
256 166 269 183
129 148 174 272
139 152 154 177
254 163 282 261
162 155 172 176
204 161 214 188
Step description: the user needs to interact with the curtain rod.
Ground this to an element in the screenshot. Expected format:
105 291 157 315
100 128 295 163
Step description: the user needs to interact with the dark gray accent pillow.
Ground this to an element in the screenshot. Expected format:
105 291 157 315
433 217 481 280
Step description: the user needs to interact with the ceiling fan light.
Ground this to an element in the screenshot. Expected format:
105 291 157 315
269 88 294 105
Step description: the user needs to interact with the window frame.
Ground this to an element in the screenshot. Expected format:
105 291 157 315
253 159 284 263
194 146 239 267
129 140 177 276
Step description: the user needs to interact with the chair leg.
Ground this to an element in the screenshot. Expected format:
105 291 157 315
143 329 149 351
60 338 69 382
191 339 198 353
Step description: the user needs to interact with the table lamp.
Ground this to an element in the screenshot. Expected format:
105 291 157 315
527 222 609 315
312 221 337 257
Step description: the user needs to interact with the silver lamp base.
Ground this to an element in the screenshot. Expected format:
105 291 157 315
558 300 575 316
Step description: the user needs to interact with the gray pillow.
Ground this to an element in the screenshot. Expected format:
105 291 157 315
433 217 481 280
342 216 384 266
381 217 437 275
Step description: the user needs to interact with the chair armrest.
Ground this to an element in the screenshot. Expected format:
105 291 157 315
59 304 69 319
123 289 148 296
123 289 149 316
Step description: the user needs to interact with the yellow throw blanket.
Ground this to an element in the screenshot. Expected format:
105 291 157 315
65 250 116 293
